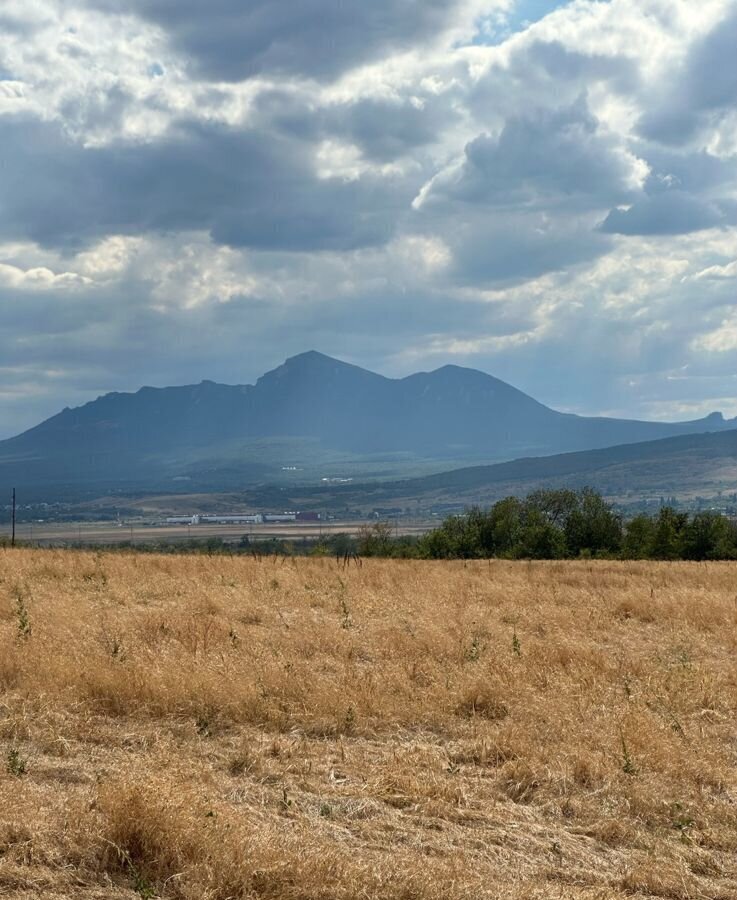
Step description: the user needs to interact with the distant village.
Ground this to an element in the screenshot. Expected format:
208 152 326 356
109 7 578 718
164 511 321 526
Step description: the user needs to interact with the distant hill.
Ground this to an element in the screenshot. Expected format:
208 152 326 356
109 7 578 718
272 429 737 513
1 350 734 495
395 428 737 503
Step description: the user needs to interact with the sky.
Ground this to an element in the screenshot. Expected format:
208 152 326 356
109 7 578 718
0 0 735 438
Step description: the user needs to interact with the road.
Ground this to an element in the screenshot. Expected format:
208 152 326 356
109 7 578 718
2 519 435 546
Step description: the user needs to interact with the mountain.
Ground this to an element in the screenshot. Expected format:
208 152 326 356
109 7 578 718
261 429 737 515
393 428 737 505
1 351 735 494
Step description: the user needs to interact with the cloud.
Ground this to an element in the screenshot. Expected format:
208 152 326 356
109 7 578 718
694 314 737 353
637 5 737 145
251 86 462 170
520 39 639 93
0 262 91 289
0 115 412 252
419 97 643 210
600 190 727 235
410 97 640 284
692 259 737 280
324 95 459 163
438 210 610 284
84 0 481 82
598 146 737 236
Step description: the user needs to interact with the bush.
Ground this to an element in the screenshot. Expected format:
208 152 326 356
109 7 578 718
356 522 394 557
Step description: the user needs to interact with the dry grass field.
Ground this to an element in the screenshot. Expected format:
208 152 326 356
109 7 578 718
1 549 736 899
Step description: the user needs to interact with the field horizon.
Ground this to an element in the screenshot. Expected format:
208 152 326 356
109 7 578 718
1 550 736 898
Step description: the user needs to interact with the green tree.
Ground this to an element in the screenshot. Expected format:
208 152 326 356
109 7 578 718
651 507 688 560
526 489 579 529
682 512 737 560
517 508 566 559
417 513 479 559
564 487 622 557
487 497 525 557
622 514 655 559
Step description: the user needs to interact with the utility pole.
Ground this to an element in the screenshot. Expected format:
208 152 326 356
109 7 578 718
11 488 16 547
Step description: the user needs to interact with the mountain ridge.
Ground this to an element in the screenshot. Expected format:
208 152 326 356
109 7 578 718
1 351 735 493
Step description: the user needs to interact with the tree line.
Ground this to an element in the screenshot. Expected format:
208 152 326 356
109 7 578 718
358 488 737 560
6 489 735 560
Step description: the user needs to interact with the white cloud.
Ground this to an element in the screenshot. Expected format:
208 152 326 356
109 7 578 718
0 261 91 289
74 235 143 277
694 317 737 353
692 260 737 280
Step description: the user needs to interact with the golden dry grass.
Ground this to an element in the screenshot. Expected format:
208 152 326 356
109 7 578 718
1 549 736 899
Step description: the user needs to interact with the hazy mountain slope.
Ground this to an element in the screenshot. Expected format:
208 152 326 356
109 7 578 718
77 429 737 519
0 350 734 492
311 429 737 509
399 428 737 496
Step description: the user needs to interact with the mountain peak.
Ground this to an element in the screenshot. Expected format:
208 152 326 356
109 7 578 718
282 350 340 368
426 363 508 383
257 351 381 387
285 350 330 365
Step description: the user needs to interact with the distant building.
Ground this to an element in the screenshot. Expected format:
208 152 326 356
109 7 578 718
165 514 263 525
200 514 263 525
296 511 320 522
164 511 322 526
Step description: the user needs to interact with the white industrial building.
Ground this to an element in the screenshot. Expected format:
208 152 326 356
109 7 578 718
165 514 263 525
163 510 312 526
200 514 264 525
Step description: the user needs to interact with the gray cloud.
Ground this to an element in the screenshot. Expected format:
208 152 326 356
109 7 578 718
0 115 412 251
445 212 610 284
599 149 737 236
85 0 466 81
428 98 639 209
520 40 640 95
600 190 727 236
638 6 737 145
325 96 459 163
636 146 737 195
412 98 633 284
0 12 39 37
252 87 460 162
469 39 640 129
